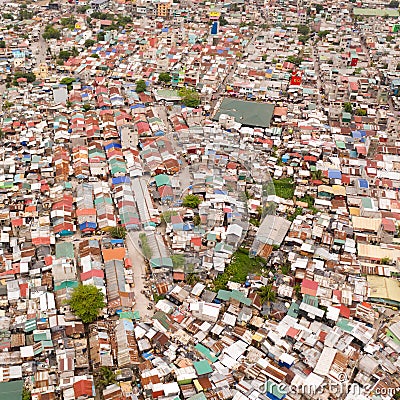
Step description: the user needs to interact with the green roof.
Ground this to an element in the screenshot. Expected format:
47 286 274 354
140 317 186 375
361 197 373 209
150 257 173 268
188 394 207 400
194 343 218 362
119 311 140 320
265 379 286 399
55 242 74 259
193 360 213 375
287 302 299 318
336 141 346 149
54 280 78 291
0 380 24 400
25 319 37 332
214 98 275 128
152 311 171 330
155 174 171 187
337 318 354 333
353 7 399 17
216 289 251 306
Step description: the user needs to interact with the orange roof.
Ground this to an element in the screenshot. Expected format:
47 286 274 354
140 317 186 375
76 208 96 216
102 247 126 261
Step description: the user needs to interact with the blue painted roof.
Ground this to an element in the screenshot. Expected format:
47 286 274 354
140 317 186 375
328 170 342 179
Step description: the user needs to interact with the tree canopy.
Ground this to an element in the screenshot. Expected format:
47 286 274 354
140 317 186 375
158 72 171 84
84 39 96 48
42 25 61 40
178 87 200 107
13 71 36 86
136 79 147 93
67 284 105 323
258 285 276 305
182 194 202 208
110 226 127 239
297 24 310 36
343 102 353 114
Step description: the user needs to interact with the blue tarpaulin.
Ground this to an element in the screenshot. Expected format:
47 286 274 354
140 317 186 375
80 222 97 230
112 176 131 185
110 239 124 245
104 142 122 150
328 170 342 179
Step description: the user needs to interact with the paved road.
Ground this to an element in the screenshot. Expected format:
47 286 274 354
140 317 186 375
126 230 154 318
31 27 48 66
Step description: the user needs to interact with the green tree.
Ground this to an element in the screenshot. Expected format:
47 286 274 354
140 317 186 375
42 25 61 40
67 284 105 323
82 104 91 112
3 101 14 110
136 79 147 93
0 40 5 48
161 210 178 223
96 366 116 388
139 233 152 260
171 254 185 268
219 15 228 26
297 24 310 36
182 194 201 208
381 257 391 265
262 54 267 61
343 102 353 113
60 77 76 91
109 226 127 239
12 71 36 86
388 0 399 7
2 13 14 20
71 46 79 57
318 30 329 38
77 5 90 13
285 55 303 66
97 32 105 41
60 16 77 28
178 87 200 107
315 4 324 12
186 273 199 285
258 284 276 306
299 35 309 44
294 284 302 300
22 388 31 400
59 50 72 60
84 39 96 48
193 215 201 226
158 72 171 84
355 108 367 116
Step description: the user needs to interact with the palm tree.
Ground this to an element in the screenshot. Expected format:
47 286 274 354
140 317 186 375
97 366 116 389
258 285 276 306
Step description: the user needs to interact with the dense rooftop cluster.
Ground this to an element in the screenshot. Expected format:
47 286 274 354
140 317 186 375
0 0 400 399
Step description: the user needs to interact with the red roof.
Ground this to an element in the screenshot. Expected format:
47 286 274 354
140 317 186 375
301 279 318 296
80 270 104 281
19 283 28 298
341 174 351 184
73 380 93 398
286 327 299 338
191 237 202 247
